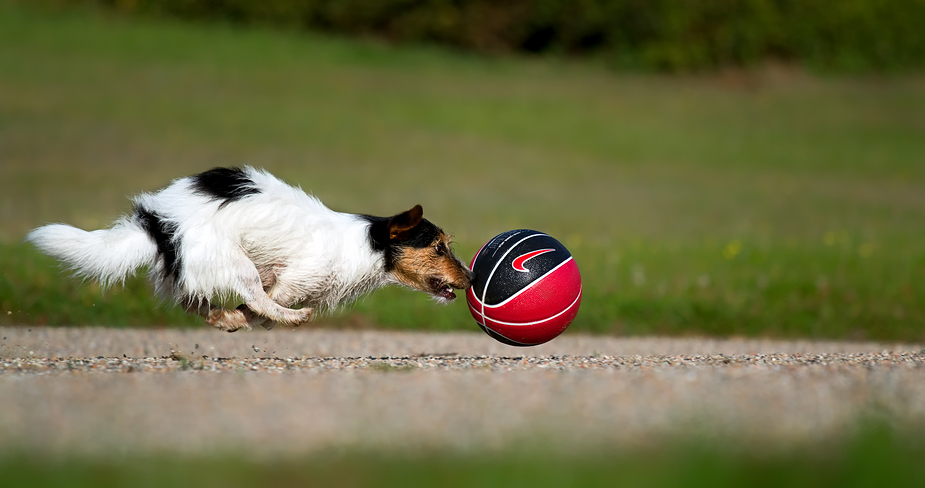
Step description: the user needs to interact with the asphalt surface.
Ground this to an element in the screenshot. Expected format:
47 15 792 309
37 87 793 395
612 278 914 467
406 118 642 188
1 326 923 457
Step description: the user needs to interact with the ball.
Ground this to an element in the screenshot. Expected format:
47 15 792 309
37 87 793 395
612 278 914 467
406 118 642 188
466 230 582 346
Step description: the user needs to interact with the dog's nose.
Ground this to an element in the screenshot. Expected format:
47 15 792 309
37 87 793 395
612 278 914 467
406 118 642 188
463 267 475 287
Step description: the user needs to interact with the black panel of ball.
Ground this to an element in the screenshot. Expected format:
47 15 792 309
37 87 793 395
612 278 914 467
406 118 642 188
469 229 572 305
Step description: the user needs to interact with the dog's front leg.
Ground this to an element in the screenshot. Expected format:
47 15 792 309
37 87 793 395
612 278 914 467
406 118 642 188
235 305 277 331
183 299 255 333
238 276 314 327
205 307 252 332
205 305 280 333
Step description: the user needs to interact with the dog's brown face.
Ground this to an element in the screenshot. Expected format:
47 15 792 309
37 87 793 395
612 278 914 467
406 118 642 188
383 205 473 302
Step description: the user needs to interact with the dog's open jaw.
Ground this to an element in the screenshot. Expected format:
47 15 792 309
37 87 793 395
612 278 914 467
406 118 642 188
393 265 468 303
429 277 457 301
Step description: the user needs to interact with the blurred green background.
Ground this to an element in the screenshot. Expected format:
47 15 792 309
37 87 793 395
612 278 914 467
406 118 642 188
4 424 925 488
1 1 923 341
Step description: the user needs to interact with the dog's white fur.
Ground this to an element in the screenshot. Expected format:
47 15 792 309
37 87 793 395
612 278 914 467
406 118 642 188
27 167 464 331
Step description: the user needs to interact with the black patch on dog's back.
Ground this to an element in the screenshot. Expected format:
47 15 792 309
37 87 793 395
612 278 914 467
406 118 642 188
191 167 260 208
135 206 182 283
361 215 443 271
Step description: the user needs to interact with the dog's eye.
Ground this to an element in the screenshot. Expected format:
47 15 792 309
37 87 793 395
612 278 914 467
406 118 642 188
434 243 447 256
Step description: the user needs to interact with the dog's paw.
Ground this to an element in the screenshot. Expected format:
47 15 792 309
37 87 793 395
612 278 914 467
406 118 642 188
245 301 314 326
291 307 314 326
206 308 253 333
236 304 274 331
272 306 314 326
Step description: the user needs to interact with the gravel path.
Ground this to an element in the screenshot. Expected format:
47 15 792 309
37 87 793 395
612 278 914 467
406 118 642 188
1 326 924 457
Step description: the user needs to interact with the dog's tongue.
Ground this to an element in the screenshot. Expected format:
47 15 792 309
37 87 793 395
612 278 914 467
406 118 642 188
439 286 456 300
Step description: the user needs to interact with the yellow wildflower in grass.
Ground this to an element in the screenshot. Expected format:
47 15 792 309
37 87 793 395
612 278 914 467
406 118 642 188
858 242 874 258
722 239 742 260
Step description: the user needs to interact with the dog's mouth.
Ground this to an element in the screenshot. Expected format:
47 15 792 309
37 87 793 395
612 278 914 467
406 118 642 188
429 278 457 301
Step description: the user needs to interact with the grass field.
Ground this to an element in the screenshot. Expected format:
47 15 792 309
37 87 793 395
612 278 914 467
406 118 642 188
1 2 924 340
2 426 924 487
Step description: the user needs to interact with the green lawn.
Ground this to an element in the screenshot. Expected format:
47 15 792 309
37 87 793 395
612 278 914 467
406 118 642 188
1 2 923 340
2 426 924 487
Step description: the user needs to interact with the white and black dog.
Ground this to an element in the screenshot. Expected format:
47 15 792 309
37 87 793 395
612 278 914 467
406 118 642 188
27 167 473 332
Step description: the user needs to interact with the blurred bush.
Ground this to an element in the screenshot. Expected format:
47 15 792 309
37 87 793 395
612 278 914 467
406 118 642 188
78 0 924 71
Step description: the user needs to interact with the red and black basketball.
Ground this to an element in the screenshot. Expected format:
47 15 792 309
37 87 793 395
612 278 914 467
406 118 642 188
466 230 582 346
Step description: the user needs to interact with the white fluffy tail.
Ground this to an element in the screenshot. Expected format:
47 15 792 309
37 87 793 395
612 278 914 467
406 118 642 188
27 218 157 287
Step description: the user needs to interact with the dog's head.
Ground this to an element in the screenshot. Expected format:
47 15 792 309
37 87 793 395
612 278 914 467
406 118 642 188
371 205 473 302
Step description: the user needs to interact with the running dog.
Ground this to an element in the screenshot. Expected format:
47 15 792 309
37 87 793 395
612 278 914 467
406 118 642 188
27 167 473 332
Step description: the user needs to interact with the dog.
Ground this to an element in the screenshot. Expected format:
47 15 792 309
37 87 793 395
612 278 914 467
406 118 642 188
27 167 474 332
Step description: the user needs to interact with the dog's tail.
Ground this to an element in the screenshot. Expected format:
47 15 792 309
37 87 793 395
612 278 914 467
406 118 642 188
26 217 157 287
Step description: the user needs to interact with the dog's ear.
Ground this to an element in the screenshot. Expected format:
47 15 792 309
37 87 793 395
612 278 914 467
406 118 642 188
387 205 423 241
